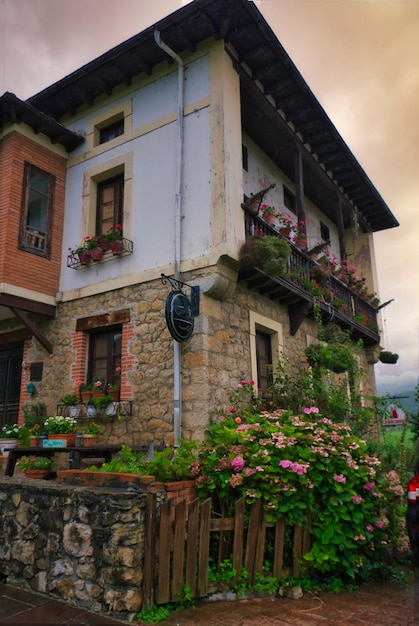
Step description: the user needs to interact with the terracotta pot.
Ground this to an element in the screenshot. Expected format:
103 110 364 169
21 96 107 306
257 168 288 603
48 433 77 447
24 469 50 480
247 200 260 214
90 246 103 261
82 435 96 448
295 240 307 251
107 389 120 401
29 437 40 447
279 227 291 239
262 211 276 226
78 250 91 265
110 240 123 255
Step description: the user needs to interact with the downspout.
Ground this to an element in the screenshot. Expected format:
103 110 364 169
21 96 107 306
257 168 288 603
154 30 184 446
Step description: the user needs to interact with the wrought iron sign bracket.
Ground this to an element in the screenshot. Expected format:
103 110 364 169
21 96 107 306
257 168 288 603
161 274 200 317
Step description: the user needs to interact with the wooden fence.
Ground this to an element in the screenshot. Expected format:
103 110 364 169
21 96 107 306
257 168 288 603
142 493 312 608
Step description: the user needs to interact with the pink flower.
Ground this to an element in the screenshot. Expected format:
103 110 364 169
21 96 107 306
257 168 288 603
249 380 255 386
333 474 346 483
352 495 364 503
115 366 122 372
375 520 384 529
76 379 83 386
94 380 102 388
235 417 242 424
366 525 374 532
279 459 292 469
231 456 245 472
230 407 237 414
363 482 375 491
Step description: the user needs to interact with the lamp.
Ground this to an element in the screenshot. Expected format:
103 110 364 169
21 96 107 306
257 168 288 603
26 382 35 395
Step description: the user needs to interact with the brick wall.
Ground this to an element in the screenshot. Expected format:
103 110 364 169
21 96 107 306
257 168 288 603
0 131 67 296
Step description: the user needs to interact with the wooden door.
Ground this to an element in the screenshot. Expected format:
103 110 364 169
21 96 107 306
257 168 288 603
0 345 23 429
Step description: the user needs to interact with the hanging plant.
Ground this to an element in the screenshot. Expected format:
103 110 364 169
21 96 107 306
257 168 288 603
379 351 399 364
239 235 290 277
305 342 354 373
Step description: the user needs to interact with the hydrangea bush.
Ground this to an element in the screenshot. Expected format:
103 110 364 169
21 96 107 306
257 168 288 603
194 380 408 581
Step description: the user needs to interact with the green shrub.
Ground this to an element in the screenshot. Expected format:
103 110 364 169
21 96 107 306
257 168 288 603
195 405 407 581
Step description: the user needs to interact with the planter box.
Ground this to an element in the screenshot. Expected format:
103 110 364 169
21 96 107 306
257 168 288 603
56 470 155 489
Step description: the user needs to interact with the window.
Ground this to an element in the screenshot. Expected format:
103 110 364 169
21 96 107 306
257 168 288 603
249 312 283 398
96 175 124 236
320 221 330 244
255 330 272 394
99 118 124 144
88 327 122 387
283 186 296 212
20 163 55 256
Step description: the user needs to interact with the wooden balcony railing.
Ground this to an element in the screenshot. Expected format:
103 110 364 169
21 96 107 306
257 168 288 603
241 209 380 345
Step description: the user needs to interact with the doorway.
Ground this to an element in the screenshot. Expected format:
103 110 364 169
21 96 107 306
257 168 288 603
0 344 23 429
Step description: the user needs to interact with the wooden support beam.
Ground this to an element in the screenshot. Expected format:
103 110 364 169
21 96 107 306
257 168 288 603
10 307 53 354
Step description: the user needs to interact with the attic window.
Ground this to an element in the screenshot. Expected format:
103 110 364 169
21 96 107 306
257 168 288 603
99 118 124 144
93 113 125 146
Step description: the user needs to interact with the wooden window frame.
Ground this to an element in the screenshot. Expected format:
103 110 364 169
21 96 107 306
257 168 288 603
96 175 124 237
19 162 55 257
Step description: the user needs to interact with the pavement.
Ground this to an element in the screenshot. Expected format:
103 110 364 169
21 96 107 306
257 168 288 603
0 578 417 625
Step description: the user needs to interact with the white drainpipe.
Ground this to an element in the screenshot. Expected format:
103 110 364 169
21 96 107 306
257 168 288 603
154 30 184 446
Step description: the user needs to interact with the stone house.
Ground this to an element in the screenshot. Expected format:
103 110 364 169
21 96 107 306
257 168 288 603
0 0 398 446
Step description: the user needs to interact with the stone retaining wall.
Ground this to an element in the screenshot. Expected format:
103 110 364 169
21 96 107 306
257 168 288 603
0 476 152 622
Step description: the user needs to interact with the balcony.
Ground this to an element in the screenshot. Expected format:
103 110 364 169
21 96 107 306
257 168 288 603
240 209 380 346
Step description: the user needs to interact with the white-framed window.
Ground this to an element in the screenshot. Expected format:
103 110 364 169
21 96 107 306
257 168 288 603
249 311 283 397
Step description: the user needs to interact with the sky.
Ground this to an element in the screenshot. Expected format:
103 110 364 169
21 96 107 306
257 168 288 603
1 0 418 396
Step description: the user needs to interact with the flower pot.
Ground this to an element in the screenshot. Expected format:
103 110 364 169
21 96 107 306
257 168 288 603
68 405 80 418
82 435 96 448
78 250 91 265
90 246 104 261
262 212 276 226
24 469 50 480
279 227 291 239
0 438 19 457
110 240 123 255
48 433 77 447
86 406 97 417
29 436 40 447
107 389 120 401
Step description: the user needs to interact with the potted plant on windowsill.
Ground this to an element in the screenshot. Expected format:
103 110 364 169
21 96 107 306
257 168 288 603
104 223 123 255
60 393 80 417
17 455 53 479
95 394 117 415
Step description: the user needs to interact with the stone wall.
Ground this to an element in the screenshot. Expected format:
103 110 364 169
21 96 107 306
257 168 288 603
0 476 150 622
22 267 377 445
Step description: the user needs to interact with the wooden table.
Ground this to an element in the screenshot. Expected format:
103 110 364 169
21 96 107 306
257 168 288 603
5 445 124 477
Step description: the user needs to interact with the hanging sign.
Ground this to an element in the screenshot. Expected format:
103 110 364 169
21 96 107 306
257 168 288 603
165 290 194 342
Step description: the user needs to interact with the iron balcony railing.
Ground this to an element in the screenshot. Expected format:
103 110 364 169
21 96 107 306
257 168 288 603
242 208 379 344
